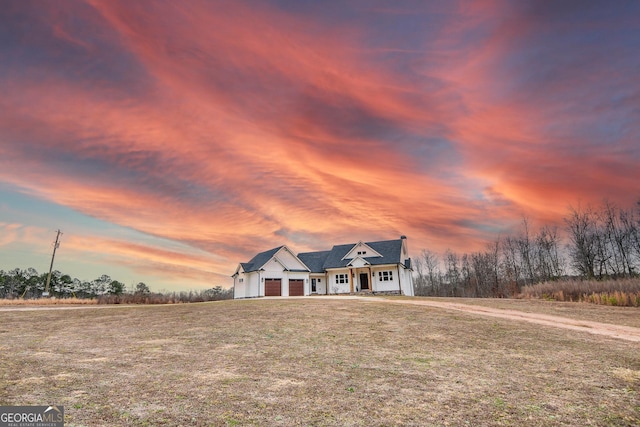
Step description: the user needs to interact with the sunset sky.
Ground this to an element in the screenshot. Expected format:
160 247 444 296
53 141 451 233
1 1 639 290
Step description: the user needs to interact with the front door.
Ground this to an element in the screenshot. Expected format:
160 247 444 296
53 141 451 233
311 278 317 293
359 273 369 290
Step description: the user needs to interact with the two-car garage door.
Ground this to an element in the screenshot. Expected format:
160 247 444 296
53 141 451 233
264 279 304 297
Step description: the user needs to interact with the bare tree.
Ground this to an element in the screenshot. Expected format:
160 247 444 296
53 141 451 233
444 250 461 297
519 217 536 283
461 253 473 296
501 235 522 294
534 225 564 281
628 198 640 272
422 250 441 295
487 239 501 296
600 200 635 277
467 240 502 297
412 254 427 295
413 250 442 296
565 204 599 279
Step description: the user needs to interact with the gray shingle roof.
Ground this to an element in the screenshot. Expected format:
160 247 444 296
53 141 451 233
241 246 284 272
297 250 331 273
322 239 403 269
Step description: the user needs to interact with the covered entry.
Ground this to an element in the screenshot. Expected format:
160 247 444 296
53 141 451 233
359 273 369 290
289 279 304 296
265 279 281 296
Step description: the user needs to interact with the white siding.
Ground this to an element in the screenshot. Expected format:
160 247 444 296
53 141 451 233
277 249 308 271
263 258 284 272
342 242 382 260
400 266 414 296
329 271 351 294
371 266 401 292
233 271 261 299
310 275 326 294
247 272 260 297
234 276 245 299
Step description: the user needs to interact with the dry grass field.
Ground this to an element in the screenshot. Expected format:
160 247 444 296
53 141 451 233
0 298 638 426
404 297 640 329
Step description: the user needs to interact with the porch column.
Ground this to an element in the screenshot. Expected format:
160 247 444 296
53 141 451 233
325 272 329 295
369 267 373 293
349 268 354 293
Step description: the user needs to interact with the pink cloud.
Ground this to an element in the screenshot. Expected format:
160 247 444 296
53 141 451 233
1 1 638 288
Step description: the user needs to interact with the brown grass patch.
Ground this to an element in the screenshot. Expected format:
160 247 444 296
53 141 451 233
0 299 638 426
520 278 640 306
409 296 640 329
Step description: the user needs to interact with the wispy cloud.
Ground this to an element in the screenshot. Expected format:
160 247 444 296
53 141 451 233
1 0 638 288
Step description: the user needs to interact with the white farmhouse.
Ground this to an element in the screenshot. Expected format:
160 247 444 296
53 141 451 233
232 236 414 298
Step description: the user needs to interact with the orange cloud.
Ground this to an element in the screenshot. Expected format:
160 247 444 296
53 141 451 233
1 1 638 288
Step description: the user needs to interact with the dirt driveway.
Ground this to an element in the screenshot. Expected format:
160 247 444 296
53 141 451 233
342 296 640 343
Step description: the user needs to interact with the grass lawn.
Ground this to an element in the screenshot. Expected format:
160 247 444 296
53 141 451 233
410 296 640 329
0 298 639 426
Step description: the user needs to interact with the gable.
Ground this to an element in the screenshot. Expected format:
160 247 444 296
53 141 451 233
232 263 246 277
275 246 309 271
324 239 404 269
342 242 382 260
347 256 370 268
263 257 286 272
241 246 284 272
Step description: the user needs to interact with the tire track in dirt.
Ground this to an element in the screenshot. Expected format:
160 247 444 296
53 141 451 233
356 297 640 343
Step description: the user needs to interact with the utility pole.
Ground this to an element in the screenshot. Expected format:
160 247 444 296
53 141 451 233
43 229 62 297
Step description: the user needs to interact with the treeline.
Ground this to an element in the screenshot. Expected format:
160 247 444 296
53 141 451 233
0 268 232 302
96 287 233 304
414 199 640 298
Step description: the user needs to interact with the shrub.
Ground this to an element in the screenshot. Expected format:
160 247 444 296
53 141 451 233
519 278 640 307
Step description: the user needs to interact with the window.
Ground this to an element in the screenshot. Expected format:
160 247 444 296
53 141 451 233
239 278 244 283
335 274 348 284
378 271 393 281
357 251 367 255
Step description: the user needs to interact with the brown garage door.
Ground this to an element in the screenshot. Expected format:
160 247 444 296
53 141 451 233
289 279 304 296
264 279 281 296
